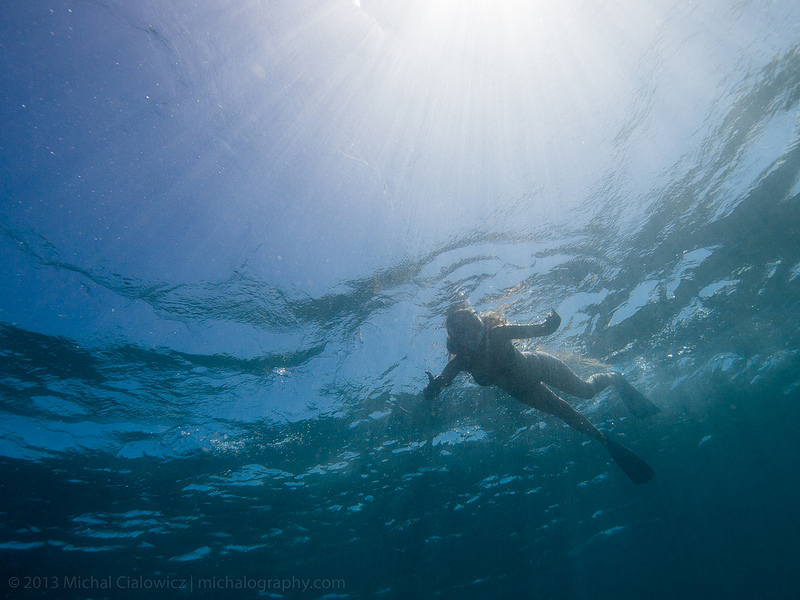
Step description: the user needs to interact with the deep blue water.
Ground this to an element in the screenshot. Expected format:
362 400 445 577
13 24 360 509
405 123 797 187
2 1 800 598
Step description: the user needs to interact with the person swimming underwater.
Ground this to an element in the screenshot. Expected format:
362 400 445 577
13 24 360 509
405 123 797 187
423 305 660 484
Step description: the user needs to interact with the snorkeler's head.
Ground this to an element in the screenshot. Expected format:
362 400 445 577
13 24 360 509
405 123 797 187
446 308 486 355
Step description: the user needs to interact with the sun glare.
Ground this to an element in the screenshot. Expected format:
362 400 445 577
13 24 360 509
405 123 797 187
406 0 565 66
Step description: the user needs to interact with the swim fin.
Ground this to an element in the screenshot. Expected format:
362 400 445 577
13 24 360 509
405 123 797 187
616 377 660 418
603 434 655 484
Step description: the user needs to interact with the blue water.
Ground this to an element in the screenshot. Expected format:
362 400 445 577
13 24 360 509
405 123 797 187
2 0 800 598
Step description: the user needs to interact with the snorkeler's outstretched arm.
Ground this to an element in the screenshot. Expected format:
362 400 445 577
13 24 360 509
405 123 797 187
424 357 464 401
493 309 561 341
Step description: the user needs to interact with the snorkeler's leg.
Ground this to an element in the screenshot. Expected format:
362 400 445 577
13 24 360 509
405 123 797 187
532 352 616 399
519 385 654 484
533 352 659 418
518 384 607 443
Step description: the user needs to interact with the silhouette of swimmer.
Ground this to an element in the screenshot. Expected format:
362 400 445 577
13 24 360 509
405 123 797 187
423 305 659 483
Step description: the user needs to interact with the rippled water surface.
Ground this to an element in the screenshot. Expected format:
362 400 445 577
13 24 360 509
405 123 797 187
2 1 800 598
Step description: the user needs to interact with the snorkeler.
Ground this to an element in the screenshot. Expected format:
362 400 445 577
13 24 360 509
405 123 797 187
423 305 660 484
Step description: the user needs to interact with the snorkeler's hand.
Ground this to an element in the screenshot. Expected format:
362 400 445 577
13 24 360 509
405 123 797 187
424 371 436 394
542 309 561 334
423 371 444 400
422 371 443 418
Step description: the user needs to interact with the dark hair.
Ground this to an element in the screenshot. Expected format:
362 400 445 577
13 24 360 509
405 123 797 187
445 308 506 356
